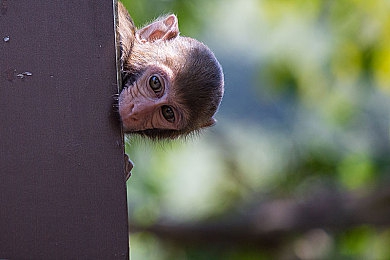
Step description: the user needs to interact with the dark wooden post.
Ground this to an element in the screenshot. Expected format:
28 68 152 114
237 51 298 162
0 1 129 258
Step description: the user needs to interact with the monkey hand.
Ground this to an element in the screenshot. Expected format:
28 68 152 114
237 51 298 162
124 153 134 181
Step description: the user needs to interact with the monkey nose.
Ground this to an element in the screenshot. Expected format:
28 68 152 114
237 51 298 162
128 106 145 122
128 103 135 113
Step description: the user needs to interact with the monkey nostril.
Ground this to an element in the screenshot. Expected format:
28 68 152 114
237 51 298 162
128 104 139 122
129 103 134 112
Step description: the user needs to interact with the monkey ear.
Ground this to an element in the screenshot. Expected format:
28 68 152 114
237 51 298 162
201 118 217 128
137 14 179 43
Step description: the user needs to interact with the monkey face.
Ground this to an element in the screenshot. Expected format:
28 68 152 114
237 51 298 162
119 65 187 133
118 3 223 139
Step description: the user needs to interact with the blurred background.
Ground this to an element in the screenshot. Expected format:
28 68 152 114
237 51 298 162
121 0 390 259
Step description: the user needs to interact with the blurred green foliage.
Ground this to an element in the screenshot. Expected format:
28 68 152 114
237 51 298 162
121 0 390 259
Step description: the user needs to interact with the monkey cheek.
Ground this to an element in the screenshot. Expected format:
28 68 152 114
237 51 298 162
119 109 136 131
121 119 136 132
120 115 138 132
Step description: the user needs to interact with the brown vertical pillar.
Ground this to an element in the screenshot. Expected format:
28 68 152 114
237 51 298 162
0 1 129 258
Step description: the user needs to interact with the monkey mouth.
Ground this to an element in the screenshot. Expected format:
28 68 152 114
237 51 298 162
122 71 139 88
121 83 130 91
118 88 133 111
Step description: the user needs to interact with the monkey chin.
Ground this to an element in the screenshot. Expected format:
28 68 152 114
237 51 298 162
119 115 135 133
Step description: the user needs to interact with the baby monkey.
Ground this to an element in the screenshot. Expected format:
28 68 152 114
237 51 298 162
117 2 224 178
118 2 224 139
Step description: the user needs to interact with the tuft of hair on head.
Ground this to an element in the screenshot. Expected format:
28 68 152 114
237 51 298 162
173 37 224 133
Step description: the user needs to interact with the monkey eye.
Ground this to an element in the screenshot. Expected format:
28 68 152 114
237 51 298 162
162 105 175 123
149 75 163 93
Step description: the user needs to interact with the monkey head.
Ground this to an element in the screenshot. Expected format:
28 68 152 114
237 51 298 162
119 10 224 139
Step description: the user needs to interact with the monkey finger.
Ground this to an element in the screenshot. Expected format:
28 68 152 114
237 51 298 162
124 153 134 181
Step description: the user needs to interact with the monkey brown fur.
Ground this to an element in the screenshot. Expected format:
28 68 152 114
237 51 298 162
118 2 224 140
